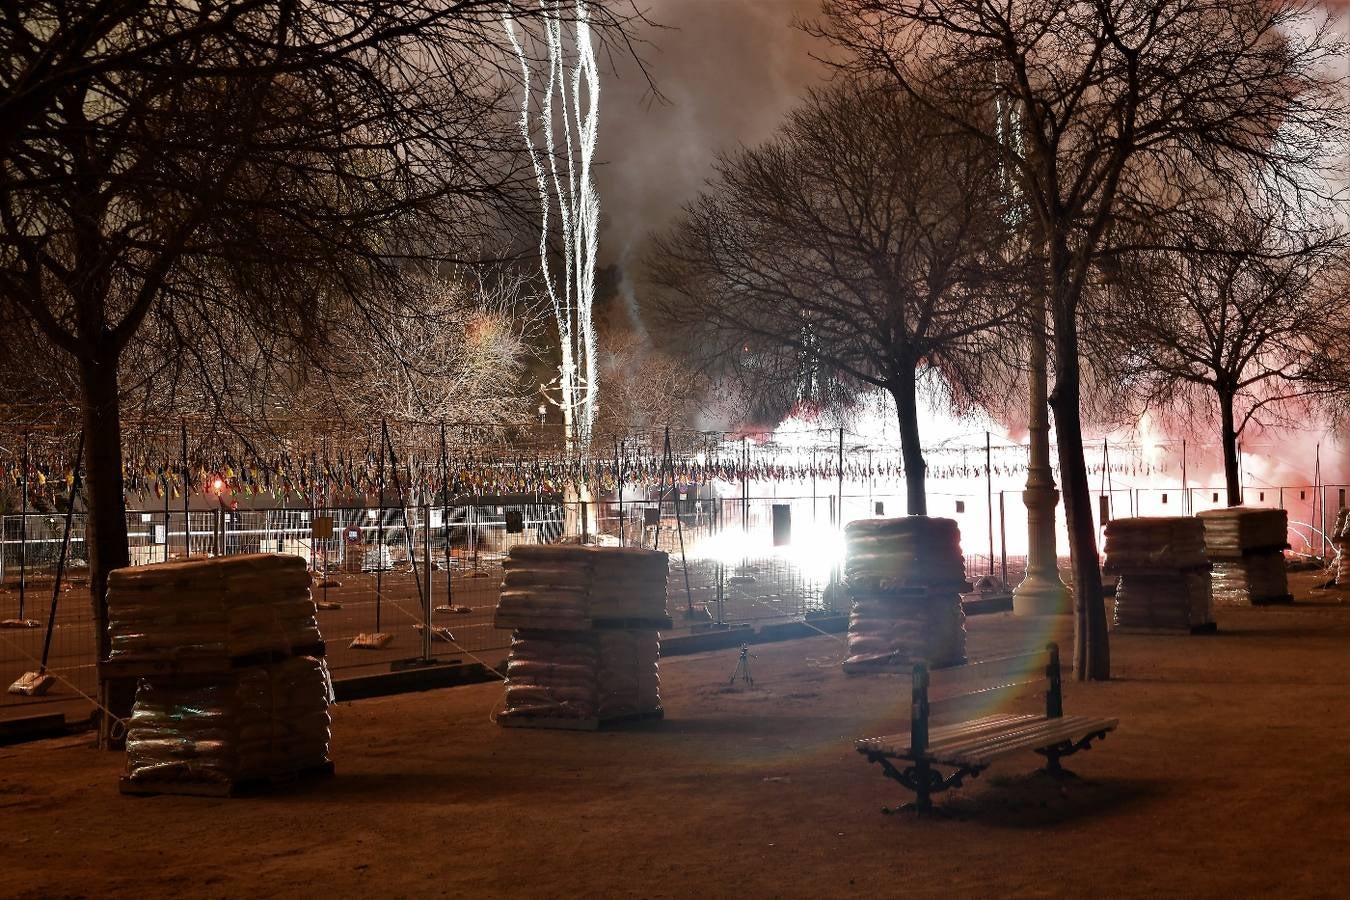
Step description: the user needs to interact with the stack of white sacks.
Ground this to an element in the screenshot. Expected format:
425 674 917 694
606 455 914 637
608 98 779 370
1103 517 1213 632
1197 507 1291 605
124 655 333 785
108 554 321 662
107 554 333 788
497 545 667 724
842 517 968 673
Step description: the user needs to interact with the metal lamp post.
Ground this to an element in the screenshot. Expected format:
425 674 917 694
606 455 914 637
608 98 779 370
1013 298 1071 616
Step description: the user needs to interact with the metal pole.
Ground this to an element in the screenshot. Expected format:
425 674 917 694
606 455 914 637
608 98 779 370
181 420 191 559
1316 443 1324 557
616 436 624 547
999 491 1008 586
321 443 330 608
18 431 28 617
986 431 994 576
1182 439 1188 515
1013 295 1069 615
163 474 171 563
1238 440 1244 504
741 437 749 533
867 449 874 514
422 501 433 661
664 427 695 614
837 428 844 529
376 417 386 634
441 421 452 611
39 431 85 673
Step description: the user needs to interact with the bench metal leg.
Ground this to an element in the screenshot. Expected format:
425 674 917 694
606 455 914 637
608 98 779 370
1035 729 1110 778
866 752 983 815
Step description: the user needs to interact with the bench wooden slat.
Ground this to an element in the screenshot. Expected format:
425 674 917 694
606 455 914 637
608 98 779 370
932 715 1085 757
857 713 1035 756
922 714 1044 754
924 715 1059 755
857 713 1118 767
926 713 1035 743
949 716 1118 766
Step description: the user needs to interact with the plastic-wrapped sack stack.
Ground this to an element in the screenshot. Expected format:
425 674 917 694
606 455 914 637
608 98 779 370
1197 507 1292 606
496 545 669 728
107 555 322 663
1331 508 1350 586
124 655 333 788
105 554 334 795
842 517 969 673
1103 517 1214 633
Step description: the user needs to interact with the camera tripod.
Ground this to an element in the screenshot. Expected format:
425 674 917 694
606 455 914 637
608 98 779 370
728 643 756 686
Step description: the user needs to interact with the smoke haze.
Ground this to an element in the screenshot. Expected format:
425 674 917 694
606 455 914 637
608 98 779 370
594 0 825 264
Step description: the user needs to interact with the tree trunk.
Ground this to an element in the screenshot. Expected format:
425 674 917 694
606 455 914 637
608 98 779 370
890 368 927 516
1219 389 1242 506
80 348 134 748
1047 283 1110 681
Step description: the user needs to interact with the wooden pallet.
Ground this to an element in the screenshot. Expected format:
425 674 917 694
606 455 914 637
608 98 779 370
1113 621 1218 635
590 615 674 631
119 760 335 798
498 707 664 732
961 593 1013 615
1205 544 1291 560
1251 594 1295 606
99 641 327 678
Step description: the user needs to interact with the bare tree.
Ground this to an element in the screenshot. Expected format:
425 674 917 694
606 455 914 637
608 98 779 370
0 1 644 741
649 79 1020 515
811 0 1346 679
594 324 710 431
288 274 541 427
1097 207 1349 506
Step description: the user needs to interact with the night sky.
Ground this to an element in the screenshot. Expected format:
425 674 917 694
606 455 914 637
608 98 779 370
595 0 824 268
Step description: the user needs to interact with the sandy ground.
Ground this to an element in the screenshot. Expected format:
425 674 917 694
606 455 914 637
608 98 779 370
3 573 1350 899
0 556 829 724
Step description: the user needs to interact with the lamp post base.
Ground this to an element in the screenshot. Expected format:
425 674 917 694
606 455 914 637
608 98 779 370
1013 572 1072 616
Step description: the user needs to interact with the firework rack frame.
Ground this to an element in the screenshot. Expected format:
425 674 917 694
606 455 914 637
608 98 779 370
855 643 1117 814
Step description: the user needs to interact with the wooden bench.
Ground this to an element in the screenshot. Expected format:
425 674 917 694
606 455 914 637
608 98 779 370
855 643 1117 813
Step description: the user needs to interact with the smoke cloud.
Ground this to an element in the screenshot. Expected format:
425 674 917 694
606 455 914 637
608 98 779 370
594 0 825 264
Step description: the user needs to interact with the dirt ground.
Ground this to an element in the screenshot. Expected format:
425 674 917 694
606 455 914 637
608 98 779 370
3 572 1350 899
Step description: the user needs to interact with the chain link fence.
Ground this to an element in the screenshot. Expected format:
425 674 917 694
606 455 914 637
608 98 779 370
1 480 1343 722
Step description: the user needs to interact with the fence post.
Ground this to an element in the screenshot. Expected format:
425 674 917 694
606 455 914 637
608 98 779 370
18 431 27 615
181 419 191 559
986 431 993 575
741 437 749 534
837 427 844 529
422 502 433 662
999 491 1007 587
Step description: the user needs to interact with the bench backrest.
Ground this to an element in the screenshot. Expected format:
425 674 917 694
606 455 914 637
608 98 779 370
910 643 1062 755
